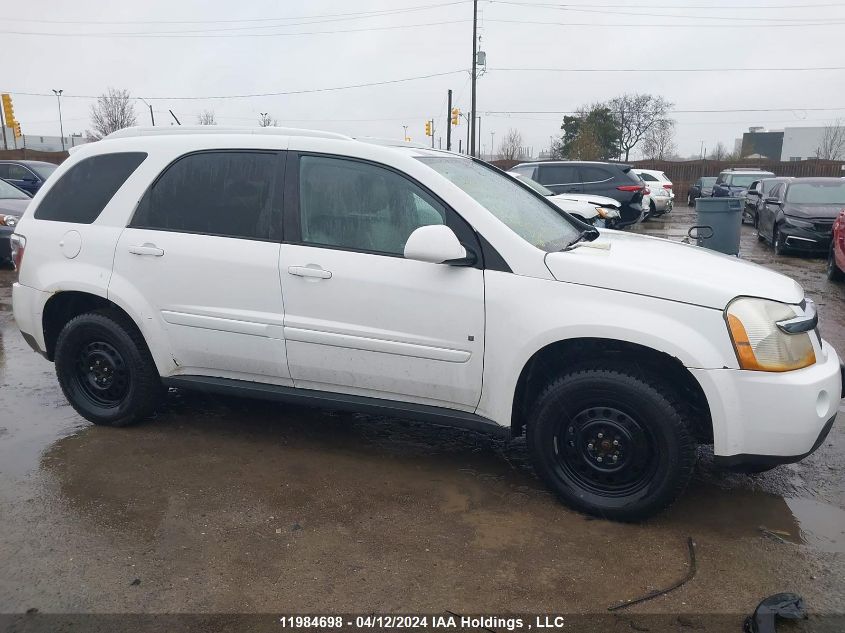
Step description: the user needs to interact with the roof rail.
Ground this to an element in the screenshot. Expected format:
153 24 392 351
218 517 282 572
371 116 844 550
103 126 352 141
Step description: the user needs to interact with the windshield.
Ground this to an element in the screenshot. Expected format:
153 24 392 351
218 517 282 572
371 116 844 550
419 157 580 252
29 163 57 179
786 181 845 204
0 179 30 200
511 173 555 196
728 174 773 188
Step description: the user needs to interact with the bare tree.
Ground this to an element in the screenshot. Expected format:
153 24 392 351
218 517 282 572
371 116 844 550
498 128 523 160
708 142 728 161
87 88 137 140
815 120 845 160
640 119 676 160
258 113 278 127
609 93 673 161
197 110 217 125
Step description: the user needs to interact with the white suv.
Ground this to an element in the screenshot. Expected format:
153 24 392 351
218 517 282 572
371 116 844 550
11 127 842 521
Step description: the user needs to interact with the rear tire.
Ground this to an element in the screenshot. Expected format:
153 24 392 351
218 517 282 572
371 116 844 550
54 311 162 427
526 365 696 522
828 242 844 281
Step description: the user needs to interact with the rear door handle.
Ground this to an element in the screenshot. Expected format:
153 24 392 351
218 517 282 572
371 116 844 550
128 243 164 257
288 265 332 279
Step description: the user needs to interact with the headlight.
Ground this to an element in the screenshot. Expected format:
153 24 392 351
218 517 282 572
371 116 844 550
595 207 608 218
784 216 814 229
725 297 816 372
0 215 17 227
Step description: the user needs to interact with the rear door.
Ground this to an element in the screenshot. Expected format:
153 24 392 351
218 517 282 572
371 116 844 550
536 163 581 194
582 164 623 198
111 150 290 381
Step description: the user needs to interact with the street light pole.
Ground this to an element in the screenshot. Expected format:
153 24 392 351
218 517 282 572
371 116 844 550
490 131 495 160
402 125 408 141
469 0 478 157
52 89 64 151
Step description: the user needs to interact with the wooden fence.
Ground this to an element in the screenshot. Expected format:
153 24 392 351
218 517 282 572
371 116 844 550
0 149 68 164
492 158 845 195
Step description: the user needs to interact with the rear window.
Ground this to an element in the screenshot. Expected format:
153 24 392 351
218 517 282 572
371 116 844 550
34 153 147 223
638 172 659 182
580 166 613 182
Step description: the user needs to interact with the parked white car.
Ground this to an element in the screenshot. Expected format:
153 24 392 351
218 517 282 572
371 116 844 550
11 127 843 521
634 169 674 217
507 171 621 228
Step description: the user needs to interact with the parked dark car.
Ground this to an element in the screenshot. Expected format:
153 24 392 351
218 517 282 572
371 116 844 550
744 177 792 226
686 176 716 206
712 168 775 199
756 177 845 255
0 178 32 265
0 160 58 195
510 161 646 227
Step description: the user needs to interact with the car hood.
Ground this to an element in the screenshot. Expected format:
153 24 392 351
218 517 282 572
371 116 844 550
0 199 29 216
544 230 803 309
783 203 844 219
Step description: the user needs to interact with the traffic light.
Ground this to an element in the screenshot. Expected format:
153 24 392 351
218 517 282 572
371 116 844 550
424 120 432 137
1 93 20 137
451 108 460 126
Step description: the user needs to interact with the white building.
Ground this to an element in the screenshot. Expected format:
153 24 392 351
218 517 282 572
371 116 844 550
1 127 91 152
780 127 831 162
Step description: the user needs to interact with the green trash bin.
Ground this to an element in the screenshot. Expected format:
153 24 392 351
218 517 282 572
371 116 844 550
693 197 743 256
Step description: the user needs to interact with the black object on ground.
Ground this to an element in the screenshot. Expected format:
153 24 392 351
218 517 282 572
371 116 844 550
608 537 697 611
743 593 807 633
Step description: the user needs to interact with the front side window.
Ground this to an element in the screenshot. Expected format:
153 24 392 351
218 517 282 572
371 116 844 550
6 164 35 180
132 151 280 240
298 155 445 256
419 157 580 253
29 163 57 180
35 152 147 223
0 178 30 199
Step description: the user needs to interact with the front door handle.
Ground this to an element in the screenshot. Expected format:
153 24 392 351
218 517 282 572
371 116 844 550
128 243 164 257
288 265 332 279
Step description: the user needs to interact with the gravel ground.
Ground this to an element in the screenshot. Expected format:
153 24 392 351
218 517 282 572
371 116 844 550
0 205 843 631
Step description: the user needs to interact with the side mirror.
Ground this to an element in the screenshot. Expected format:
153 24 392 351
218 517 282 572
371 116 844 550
404 225 474 265
765 197 781 205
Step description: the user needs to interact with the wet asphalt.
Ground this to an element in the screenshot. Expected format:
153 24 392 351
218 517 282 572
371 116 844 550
0 204 843 628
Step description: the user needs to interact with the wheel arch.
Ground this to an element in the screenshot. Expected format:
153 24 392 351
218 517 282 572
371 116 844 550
509 337 713 444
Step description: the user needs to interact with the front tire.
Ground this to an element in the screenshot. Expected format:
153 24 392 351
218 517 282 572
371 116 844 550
774 227 788 255
828 243 844 281
54 311 162 427
527 366 696 522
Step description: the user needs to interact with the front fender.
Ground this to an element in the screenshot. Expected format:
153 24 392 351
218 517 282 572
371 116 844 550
476 271 736 426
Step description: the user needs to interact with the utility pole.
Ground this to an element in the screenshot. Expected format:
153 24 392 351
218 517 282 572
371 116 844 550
430 119 435 148
52 89 65 151
470 0 478 157
446 89 452 151
490 131 495 160
458 139 462 154
0 98 7 151
477 116 482 158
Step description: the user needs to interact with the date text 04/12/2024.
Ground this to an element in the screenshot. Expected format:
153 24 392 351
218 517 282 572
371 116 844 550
278 615 570 630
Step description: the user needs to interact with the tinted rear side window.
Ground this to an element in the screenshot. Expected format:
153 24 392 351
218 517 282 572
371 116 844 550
34 153 147 223
131 151 281 240
538 164 579 184
581 166 613 182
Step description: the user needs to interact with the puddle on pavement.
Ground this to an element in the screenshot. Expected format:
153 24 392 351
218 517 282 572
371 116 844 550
669 481 845 553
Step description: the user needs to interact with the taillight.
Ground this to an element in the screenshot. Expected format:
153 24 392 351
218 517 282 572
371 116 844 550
10 234 26 270
643 187 651 195
616 185 644 192
663 184 672 190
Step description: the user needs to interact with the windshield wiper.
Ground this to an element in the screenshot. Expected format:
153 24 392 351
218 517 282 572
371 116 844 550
560 225 600 251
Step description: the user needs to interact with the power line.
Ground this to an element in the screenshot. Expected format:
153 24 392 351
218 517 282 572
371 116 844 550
9 70 467 101
0 18 472 38
494 1 845 7
5 1 470 25
492 1 845 22
486 17 845 27
484 107 845 114
490 66 845 72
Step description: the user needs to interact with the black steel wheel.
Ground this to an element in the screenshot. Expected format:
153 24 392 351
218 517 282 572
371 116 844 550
527 365 696 521
55 311 161 426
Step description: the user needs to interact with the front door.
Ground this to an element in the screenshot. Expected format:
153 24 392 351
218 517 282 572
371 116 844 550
111 150 290 381
278 153 485 411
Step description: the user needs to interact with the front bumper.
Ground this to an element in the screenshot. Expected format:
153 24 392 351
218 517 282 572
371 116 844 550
689 341 842 463
780 219 834 252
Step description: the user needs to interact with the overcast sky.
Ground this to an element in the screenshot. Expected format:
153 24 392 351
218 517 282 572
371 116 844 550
5 0 845 159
